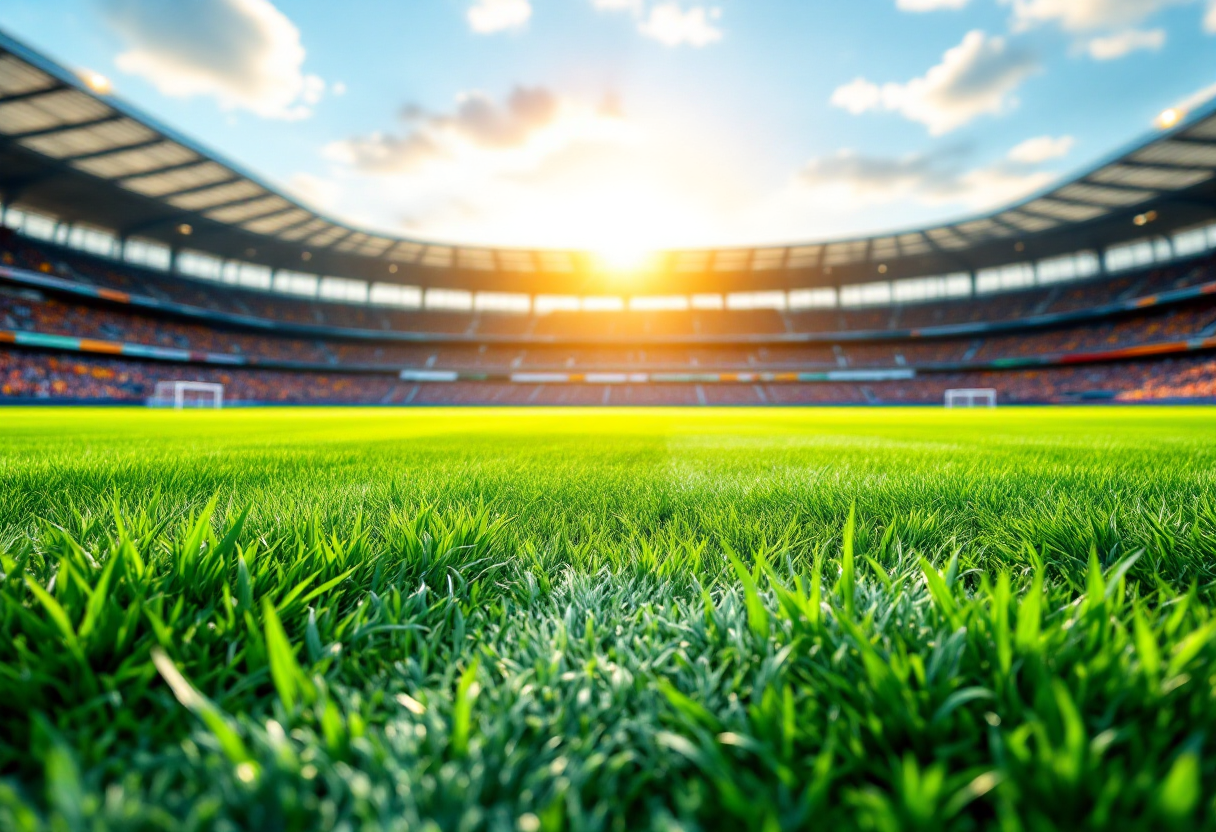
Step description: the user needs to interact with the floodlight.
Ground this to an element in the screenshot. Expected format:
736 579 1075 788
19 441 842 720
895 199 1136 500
80 70 110 94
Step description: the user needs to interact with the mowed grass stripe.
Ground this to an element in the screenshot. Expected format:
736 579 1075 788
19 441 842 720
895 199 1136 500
1 406 1215 830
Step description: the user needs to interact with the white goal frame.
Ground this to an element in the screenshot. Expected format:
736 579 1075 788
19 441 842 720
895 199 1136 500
944 388 996 408
151 381 224 409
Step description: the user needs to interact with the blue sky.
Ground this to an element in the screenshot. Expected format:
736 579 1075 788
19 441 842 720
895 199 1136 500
1 0 1214 251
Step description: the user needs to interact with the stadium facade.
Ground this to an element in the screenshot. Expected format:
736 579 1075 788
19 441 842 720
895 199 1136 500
2 28 1216 406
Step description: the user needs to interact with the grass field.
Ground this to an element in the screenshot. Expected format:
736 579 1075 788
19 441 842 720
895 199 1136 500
3 406 1216 831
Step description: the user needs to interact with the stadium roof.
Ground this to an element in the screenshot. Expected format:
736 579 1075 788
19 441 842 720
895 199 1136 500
1 27 1215 295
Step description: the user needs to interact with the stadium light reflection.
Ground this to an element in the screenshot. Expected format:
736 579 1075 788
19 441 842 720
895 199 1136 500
1156 108 1182 129
80 70 111 94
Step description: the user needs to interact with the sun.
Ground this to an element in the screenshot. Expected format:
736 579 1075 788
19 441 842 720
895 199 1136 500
593 241 656 274
572 186 667 275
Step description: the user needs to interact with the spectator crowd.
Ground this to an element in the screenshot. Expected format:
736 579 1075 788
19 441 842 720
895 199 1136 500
3 230 1216 405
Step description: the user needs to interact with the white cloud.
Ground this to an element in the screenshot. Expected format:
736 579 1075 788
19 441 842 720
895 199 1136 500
301 74 325 106
830 31 1039 135
1007 134 1075 163
796 144 1056 211
638 4 723 47
327 87 563 173
287 171 342 212
99 0 322 119
831 79 884 115
467 0 532 34
593 0 645 11
1001 0 1184 31
591 0 725 47
1001 0 1216 59
316 88 759 249
1086 27 1166 58
314 106 1073 249
957 165 1057 207
897 0 969 11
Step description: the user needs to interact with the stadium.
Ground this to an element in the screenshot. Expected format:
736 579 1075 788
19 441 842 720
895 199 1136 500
4 6 1216 831
3 32 1216 407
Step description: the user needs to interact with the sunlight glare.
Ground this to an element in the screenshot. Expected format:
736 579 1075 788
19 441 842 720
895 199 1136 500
81 70 111 94
563 184 670 275
1156 108 1182 129
594 241 655 273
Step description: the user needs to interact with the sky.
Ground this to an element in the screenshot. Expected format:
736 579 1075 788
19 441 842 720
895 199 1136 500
1 0 1215 253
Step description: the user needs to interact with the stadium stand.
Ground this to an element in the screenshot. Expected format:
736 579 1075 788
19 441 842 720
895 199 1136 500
4 231 1216 403
6 348 1216 405
3 29 1216 406
6 232 1213 342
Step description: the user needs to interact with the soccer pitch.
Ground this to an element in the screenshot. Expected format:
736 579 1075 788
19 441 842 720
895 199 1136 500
3 406 1216 830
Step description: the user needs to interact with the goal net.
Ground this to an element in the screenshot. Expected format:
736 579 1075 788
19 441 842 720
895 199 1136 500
944 388 996 408
150 381 224 409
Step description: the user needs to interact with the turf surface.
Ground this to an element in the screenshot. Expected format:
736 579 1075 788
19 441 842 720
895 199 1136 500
2 406 1216 830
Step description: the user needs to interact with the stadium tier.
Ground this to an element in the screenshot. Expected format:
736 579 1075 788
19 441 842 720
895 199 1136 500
3 231 1216 403
3 31 1216 405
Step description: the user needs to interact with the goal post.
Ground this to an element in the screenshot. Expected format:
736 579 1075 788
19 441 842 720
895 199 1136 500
150 381 224 409
944 388 996 408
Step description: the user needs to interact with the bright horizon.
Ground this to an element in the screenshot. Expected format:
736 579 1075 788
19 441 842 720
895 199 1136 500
2 0 1215 253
